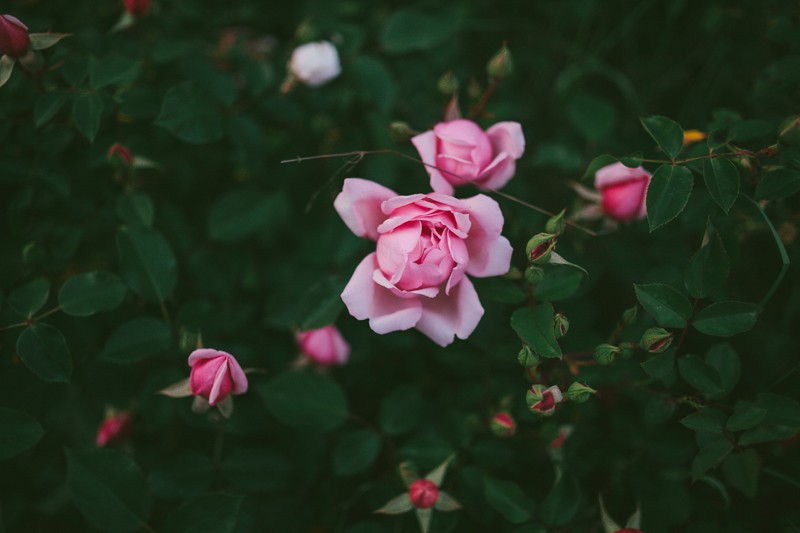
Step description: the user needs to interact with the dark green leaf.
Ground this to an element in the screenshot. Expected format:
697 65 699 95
58 271 126 317
680 407 726 433
116 193 155 227
100 318 172 363
66 448 152 532
221 447 293 491
163 493 242 533
155 82 224 144
634 283 692 327
16 324 72 383
534 267 583 301
484 477 533 524
727 405 767 432
258 371 348 431
582 154 617 180
567 93 616 142
208 190 286 242
91 56 141 89
691 438 734 476
738 425 798 446
678 354 723 395
704 343 740 398
8 278 50 317
722 450 760 499
640 115 684 159
349 57 396 114
296 277 347 331
692 301 760 337
702 158 739 213
117 226 177 303
684 221 729 298
755 168 800 200
755 393 800 427
510 304 561 358
380 385 424 436
646 164 694 231
333 429 381 476
34 91 69 128
640 350 675 380
72 92 104 142
538 472 582 526
0 408 44 461
148 453 213 499
380 9 460 54
473 278 526 304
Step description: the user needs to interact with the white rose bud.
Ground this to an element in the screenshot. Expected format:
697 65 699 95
289 41 341 87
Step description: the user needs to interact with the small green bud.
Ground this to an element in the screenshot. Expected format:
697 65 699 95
525 266 545 285
593 344 620 365
526 233 558 265
388 121 416 143
619 342 636 359
640 327 673 353
467 78 482 99
437 71 460 96
517 345 540 368
553 313 570 339
566 382 596 403
490 412 516 438
544 209 567 235
487 45 513 80
621 305 638 326
779 115 800 147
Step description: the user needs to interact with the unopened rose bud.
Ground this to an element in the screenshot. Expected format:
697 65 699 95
289 41 341 87
544 209 566 235
124 0 151 17
107 143 134 167
408 479 439 509
487 45 513 80
621 305 638 325
526 233 557 265
0 14 30 59
553 313 569 339
566 382 596 403
95 411 133 447
296 325 350 367
640 327 673 353
437 71 459 96
527 385 563 416
779 116 800 147
593 344 620 365
525 265 545 285
188 348 248 406
388 121 416 143
517 345 540 368
490 412 516 438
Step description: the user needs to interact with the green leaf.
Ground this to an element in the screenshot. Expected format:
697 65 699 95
755 168 800 200
684 221 729 298
16 324 72 383
116 193 155 227
634 283 692 328
691 437 734 476
100 318 172 364
473 278 526 304
117 226 177 303
680 407 726 433
702 158 739 213
538 472 582 526
295 277 347 331
678 354 723 395
34 91 69 128
740 196 790 307
258 371 348 431
8 277 50 317
582 154 617 180
640 115 684 159
208 190 286 242
755 393 800 427
722 450 760 499
646 164 694 231
155 82 224 144
567 93 616 143
534 267 583 301
163 493 242 533
72 92 105 142
148 453 213 499
0 408 45 461
221 447 293 491
738 426 798 446
704 343 740 398
349 57 396 114
727 405 768 432
640 350 675 380
333 429 381 476
58 271 126 317
692 301 760 337
380 9 460 54
91 56 141 89
510 304 561 358
379 385 424 436
483 477 533 524
66 448 152 532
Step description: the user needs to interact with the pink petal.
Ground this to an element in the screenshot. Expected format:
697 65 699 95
594 162 651 190
477 152 515 191
334 178 397 240
459 195 513 278
226 354 248 394
487 122 525 159
208 359 232 406
411 131 453 195
187 348 226 366
601 179 649 221
342 253 423 334
415 277 484 347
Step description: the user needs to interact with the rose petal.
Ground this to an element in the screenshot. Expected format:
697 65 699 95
487 122 525 159
477 152 515 191
601 179 649 220
411 131 454 194
208 359 232 406
334 178 397 240
187 348 227 366
594 162 651 190
459 194 513 277
226 354 248 395
416 277 484 347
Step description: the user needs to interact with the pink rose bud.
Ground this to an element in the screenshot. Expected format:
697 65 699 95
296 325 350 367
0 14 30 59
525 233 557 265
187 348 248 406
95 411 133 447
527 385 563 416
289 41 341 87
408 479 439 509
550 425 573 449
594 162 652 221
124 0 151 17
490 412 516 438
107 143 134 167
411 119 525 195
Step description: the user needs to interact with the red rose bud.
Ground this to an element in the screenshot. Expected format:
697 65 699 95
526 233 557 265
566 382 596 403
487 44 513 80
544 209 566 235
408 479 439 509
593 343 620 365
554 313 569 339
95 411 133 447
107 143 134 167
640 327 673 353
524 265 545 285
0 14 30 59
527 384 563 416
490 412 516 438
517 345 540 368
124 0 151 17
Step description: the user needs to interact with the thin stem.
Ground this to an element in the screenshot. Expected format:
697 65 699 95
0 321 27 332
212 419 225 489
638 150 756 166
35 306 61 321
468 78 497 119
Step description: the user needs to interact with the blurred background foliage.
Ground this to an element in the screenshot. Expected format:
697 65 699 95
1 0 800 531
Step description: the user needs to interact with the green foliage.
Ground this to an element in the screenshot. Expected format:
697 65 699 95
0 408 44 461
646 164 694 231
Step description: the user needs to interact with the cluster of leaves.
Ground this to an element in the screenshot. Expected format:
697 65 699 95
2 1 800 532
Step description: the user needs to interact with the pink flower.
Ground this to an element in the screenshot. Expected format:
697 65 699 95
296 325 350 367
124 0 151 17
594 162 652 221
529 385 563 416
334 178 513 347
289 41 341 87
188 349 248 406
95 411 133 447
411 119 525 195
107 143 133 167
408 479 440 509
0 14 29 59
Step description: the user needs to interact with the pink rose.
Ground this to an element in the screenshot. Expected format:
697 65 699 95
296 325 350 367
408 479 439 509
411 119 525 195
188 349 248 406
95 411 133 447
0 14 29 59
334 178 512 347
594 162 652 221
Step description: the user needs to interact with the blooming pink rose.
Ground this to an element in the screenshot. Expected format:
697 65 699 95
95 411 133 447
334 178 512 347
0 14 30 59
594 162 652 221
188 348 248 406
408 479 439 509
411 119 525 195
296 325 350 367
